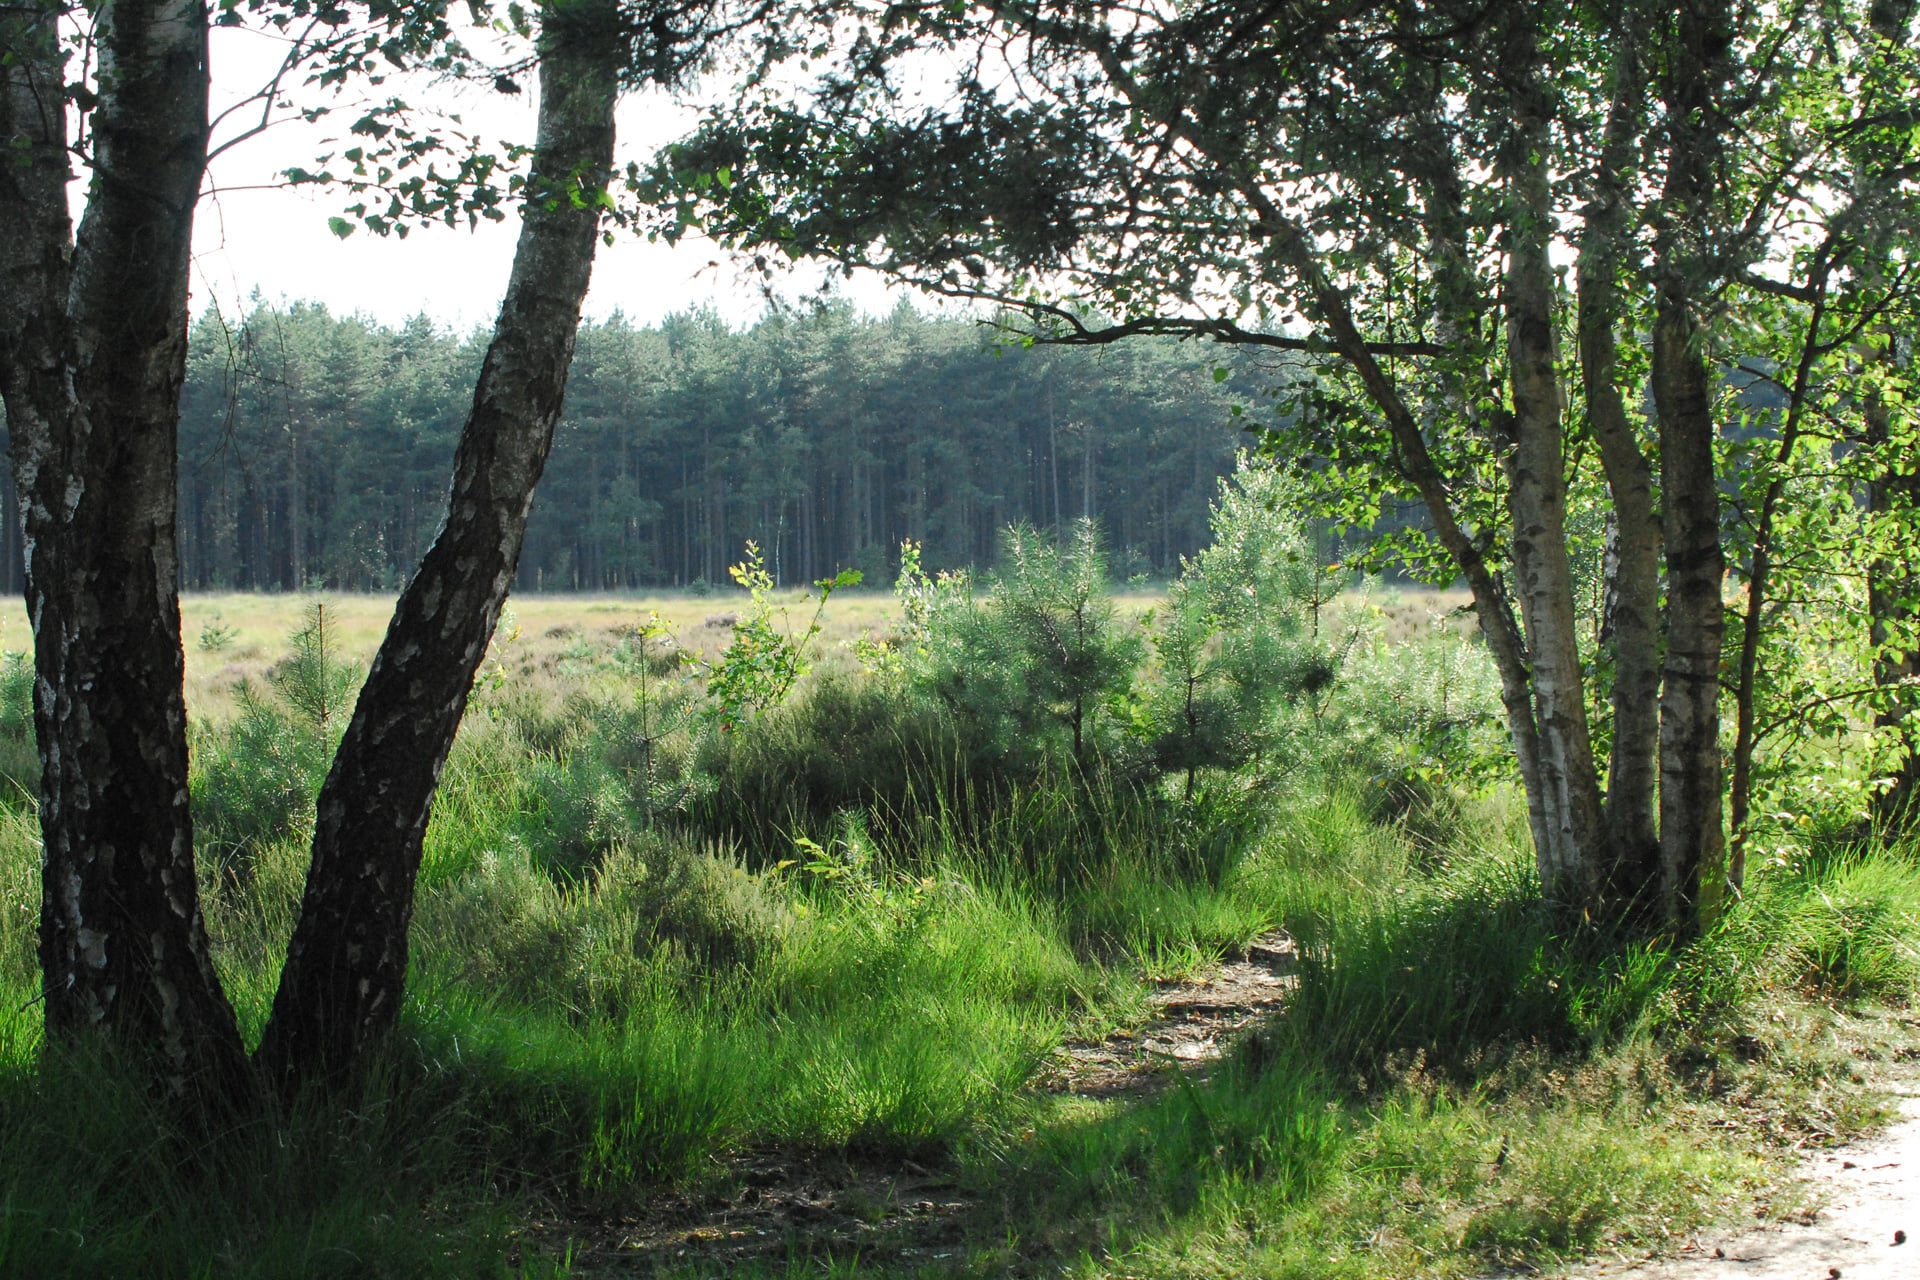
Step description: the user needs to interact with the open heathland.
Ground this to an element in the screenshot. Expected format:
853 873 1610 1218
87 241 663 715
0 473 1913 1279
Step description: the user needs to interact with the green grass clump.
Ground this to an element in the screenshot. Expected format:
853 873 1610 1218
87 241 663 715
402 813 1110 1182
1741 848 1920 1002
0 1039 521 1280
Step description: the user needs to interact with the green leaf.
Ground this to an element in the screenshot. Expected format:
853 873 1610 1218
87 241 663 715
327 217 355 239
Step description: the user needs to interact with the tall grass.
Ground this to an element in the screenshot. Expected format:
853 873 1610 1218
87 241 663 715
0 587 1914 1278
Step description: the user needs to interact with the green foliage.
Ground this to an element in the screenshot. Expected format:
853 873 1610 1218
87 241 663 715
1272 810 1920 1084
905 520 1143 774
1142 457 1350 798
689 673 969 856
705 543 859 730
267 601 362 733
193 686 337 874
0 652 36 804
8 622 1920 1275
994 521 1143 762
177 301 1246 593
196 611 238 653
0 652 30 745
1339 626 1510 847
0 808 40 994
0 1031 521 1280
193 604 363 872
1734 847 1920 1004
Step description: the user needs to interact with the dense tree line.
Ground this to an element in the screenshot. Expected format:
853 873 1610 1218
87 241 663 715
115 299 1248 595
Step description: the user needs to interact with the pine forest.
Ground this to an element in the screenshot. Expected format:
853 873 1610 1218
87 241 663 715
96 300 1256 594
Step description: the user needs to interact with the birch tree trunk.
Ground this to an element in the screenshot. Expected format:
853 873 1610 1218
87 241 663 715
255 0 621 1089
0 0 247 1097
1575 37 1663 905
1499 18 1607 904
1651 0 1731 926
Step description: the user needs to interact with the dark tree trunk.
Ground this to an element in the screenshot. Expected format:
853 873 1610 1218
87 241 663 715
1727 253 1830 867
1867 348 1920 831
1652 307 1726 926
255 7 621 1090
0 0 247 1099
1865 0 1919 832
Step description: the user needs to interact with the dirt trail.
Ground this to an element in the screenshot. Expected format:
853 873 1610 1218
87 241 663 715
519 944 1920 1279
1036 932 1297 1097
526 933 1299 1272
1563 1078 1920 1280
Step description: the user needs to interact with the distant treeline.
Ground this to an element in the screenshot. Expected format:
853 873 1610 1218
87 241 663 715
0 300 1257 595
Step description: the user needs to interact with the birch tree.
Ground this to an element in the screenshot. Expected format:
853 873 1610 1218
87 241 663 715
1 0 706 1097
659 0 1918 928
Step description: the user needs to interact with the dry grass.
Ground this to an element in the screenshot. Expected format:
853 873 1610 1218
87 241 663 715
1368 585 1476 644
177 589 915 720
0 583 1467 722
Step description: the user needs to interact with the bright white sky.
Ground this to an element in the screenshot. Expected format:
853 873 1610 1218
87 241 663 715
188 22 910 332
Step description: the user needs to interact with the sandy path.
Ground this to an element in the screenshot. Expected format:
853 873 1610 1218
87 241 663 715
1571 1081 1920 1280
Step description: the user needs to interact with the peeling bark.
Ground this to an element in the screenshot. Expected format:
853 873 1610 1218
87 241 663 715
0 0 247 1097
255 4 621 1089
1053 6 1587 901
1260 214 1565 895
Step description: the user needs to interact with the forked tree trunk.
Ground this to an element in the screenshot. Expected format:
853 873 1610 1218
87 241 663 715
1262 211 1572 899
0 0 248 1097
255 3 621 1090
1073 1 1706 926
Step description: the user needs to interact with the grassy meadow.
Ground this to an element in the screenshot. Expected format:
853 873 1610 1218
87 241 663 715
0 523 1910 1279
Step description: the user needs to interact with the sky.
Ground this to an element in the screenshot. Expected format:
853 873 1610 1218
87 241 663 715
187 22 911 334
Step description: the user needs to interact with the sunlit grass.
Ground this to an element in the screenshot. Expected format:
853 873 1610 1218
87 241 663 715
0 593 1912 1279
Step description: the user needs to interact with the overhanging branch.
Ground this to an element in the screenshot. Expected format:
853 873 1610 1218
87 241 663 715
1018 310 1449 356
902 275 1448 356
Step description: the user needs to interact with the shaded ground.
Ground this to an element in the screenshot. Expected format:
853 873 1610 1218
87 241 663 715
515 933 1299 1274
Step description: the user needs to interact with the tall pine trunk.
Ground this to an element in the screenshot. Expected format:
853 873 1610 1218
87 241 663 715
0 0 247 1097
256 1 621 1089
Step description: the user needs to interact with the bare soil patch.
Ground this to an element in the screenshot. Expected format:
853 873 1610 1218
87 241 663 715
1034 933 1296 1099
1552 1067 1920 1280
